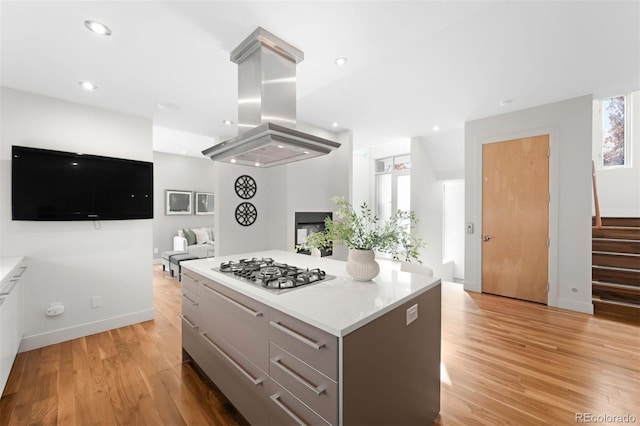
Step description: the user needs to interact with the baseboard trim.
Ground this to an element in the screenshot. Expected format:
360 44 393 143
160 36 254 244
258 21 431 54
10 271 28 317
153 258 162 265
557 298 594 315
18 309 155 352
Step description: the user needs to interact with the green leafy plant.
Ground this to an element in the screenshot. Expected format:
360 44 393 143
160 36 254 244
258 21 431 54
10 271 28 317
297 196 423 263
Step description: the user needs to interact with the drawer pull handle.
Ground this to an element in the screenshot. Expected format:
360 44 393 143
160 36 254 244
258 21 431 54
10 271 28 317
270 394 308 426
182 293 198 306
271 357 326 396
183 273 198 283
203 283 262 317
12 266 27 278
0 280 19 296
270 321 325 350
180 315 199 329
200 332 264 386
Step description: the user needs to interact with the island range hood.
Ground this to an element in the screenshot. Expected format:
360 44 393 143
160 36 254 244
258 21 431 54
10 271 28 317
202 27 341 168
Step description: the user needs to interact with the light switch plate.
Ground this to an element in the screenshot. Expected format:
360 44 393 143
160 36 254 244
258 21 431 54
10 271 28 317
406 304 418 325
466 222 474 234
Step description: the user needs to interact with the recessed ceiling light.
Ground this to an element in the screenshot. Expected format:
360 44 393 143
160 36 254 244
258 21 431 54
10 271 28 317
335 57 347 66
78 81 98 91
303 151 310 155
157 102 179 110
332 122 338 127
499 98 514 107
230 158 237 163
254 162 261 167
84 20 112 36
277 145 284 149
222 119 234 125
433 125 439 131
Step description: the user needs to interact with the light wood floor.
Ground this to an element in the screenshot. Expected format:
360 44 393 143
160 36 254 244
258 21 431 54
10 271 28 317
1 266 639 425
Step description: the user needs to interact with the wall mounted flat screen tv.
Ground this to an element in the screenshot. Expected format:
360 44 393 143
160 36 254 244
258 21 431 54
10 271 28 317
12 146 154 221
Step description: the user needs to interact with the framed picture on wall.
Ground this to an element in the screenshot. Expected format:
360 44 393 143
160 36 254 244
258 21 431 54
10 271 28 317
195 192 215 215
165 190 192 215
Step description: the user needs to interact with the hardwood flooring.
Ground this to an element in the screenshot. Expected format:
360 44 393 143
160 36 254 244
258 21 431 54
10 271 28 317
2 265 639 425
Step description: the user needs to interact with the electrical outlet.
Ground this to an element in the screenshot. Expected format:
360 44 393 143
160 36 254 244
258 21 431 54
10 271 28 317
46 303 64 317
153 247 159 254
91 296 102 308
406 304 418 325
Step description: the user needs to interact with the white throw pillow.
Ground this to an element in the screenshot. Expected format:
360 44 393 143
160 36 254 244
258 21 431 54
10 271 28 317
207 228 215 241
193 228 210 244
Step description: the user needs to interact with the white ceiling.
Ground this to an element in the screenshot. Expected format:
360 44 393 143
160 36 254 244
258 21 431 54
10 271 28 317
1 1 639 167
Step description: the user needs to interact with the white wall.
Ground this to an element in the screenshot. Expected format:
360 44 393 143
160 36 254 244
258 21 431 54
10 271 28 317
465 95 593 314
213 162 273 256
211 127 352 259
592 91 640 217
352 148 373 212
411 137 453 281
282 130 353 261
443 180 465 280
152 151 217 260
0 87 154 350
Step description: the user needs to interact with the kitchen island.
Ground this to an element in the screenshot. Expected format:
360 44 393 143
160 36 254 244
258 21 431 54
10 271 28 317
181 250 441 425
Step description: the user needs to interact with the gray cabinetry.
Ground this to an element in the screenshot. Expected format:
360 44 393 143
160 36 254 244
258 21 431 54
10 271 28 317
0 260 26 395
267 379 331 426
268 309 338 380
182 270 337 425
198 275 269 372
268 310 338 425
181 267 441 425
181 271 270 425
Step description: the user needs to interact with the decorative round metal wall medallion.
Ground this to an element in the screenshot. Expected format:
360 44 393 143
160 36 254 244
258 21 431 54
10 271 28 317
234 175 257 199
235 202 257 226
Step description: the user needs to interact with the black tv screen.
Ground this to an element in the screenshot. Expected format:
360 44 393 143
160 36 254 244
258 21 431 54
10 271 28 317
12 146 153 221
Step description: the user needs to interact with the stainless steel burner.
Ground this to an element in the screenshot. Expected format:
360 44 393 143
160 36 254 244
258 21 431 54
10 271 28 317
213 258 334 293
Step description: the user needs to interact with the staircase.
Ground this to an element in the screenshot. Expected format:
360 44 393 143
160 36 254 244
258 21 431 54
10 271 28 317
592 217 640 324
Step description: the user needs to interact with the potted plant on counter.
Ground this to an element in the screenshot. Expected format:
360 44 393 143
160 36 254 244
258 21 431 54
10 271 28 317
299 196 423 281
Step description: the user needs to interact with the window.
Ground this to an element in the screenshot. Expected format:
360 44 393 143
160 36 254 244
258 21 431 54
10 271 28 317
374 155 411 222
600 95 628 167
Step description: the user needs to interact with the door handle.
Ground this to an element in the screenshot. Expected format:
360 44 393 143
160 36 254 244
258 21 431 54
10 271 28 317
483 235 492 242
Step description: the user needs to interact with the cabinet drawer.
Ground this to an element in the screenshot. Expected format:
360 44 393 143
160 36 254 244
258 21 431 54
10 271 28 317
182 290 204 331
181 316 203 361
181 287 200 324
269 310 338 381
270 343 337 425
268 379 331 426
199 277 269 372
181 270 202 297
198 331 270 426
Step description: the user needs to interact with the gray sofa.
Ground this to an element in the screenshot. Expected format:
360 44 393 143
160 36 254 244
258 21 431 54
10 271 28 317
173 227 215 258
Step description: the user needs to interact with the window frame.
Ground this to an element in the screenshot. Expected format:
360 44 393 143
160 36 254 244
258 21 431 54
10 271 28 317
374 155 411 221
596 93 632 170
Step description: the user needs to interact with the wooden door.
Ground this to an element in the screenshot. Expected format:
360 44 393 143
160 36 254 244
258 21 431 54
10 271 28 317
482 135 549 304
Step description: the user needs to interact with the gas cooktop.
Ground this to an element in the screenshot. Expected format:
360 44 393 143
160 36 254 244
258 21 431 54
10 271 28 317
212 257 335 293
213 257 334 293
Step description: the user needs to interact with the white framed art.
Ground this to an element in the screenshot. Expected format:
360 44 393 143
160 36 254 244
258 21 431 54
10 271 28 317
165 190 192 215
195 192 215 215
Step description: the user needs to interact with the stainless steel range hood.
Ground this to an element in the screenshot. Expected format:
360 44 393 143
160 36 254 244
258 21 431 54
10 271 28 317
202 27 340 167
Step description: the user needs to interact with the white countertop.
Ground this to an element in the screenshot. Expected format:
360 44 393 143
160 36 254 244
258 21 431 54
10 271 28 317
0 257 24 284
182 250 440 337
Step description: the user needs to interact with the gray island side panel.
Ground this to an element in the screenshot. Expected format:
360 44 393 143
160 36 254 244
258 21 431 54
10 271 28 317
342 283 441 425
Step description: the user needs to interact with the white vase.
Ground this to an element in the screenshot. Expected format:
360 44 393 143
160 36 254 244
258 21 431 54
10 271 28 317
346 249 380 281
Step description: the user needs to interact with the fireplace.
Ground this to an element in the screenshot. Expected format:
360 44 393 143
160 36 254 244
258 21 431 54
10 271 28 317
294 212 333 257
